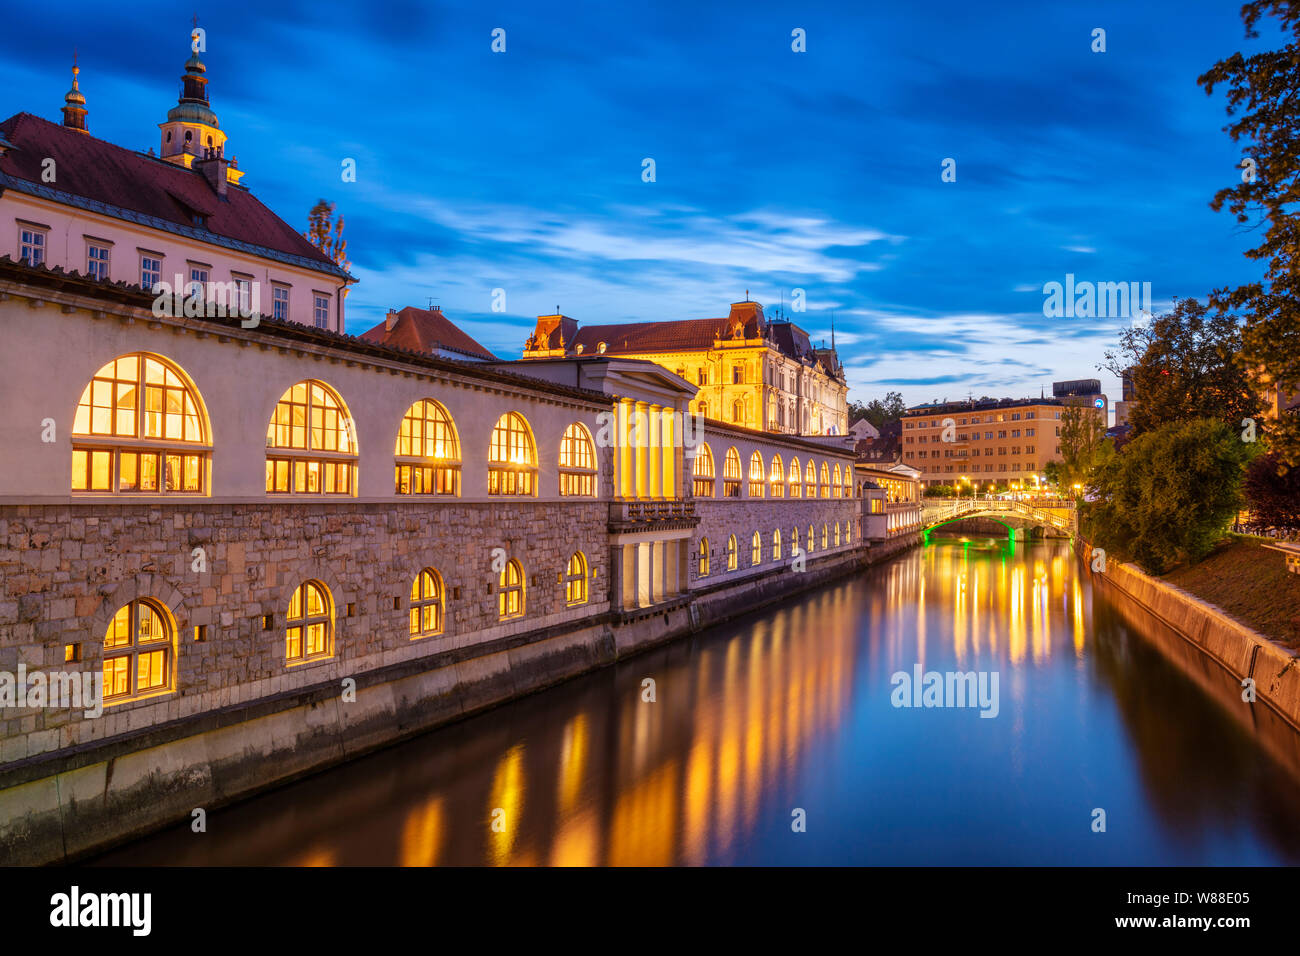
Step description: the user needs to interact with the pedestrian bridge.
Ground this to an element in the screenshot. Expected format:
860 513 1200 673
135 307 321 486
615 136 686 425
920 498 1076 541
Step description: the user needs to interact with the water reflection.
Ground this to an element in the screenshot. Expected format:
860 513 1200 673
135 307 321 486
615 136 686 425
95 537 1300 866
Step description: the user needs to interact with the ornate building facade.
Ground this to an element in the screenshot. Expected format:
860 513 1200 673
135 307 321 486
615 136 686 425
522 300 849 436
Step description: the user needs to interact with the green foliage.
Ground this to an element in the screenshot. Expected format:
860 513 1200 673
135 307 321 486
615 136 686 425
924 484 957 498
849 391 907 429
1082 418 1253 573
1057 403 1113 492
1100 298 1261 438
1243 451 1300 534
1199 3 1300 466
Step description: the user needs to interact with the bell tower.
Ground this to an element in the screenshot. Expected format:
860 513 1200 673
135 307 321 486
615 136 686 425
158 21 244 185
60 55 89 134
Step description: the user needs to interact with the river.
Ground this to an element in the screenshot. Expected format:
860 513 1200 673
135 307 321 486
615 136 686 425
94 536 1300 865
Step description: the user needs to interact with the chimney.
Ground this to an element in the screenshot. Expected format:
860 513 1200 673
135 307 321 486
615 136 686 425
195 144 229 197
385 309 399 331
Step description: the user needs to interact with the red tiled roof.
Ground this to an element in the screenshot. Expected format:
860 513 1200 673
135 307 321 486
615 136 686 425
359 306 496 360
568 317 730 354
0 112 347 278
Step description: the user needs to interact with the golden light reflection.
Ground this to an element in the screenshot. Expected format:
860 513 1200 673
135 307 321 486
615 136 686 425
399 795 443 867
558 713 589 814
488 743 525 865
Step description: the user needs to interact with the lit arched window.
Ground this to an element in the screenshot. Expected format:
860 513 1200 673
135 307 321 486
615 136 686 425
805 459 816 497
499 558 525 619
751 531 762 565
843 466 852 498
409 568 443 637
698 538 710 577
559 423 597 496
722 446 742 497
266 380 356 495
833 463 843 498
489 413 537 496
772 529 782 560
748 450 765 497
103 598 174 703
395 400 460 496
791 526 799 555
807 525 815 553
726 534 738 571
820 462 830 498
788 457 801 498
73 353 210 493
822 524 829 549
834 522 842 546
565 551 588 606
769 454 785 498
287 580 333 662
692 443 715 498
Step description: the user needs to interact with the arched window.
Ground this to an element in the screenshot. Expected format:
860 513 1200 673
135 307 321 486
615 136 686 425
820 462 830 498
565 551 588 606
102 598 174 703
732 399 744 423
726 534 738 571
395 400 460 496
698 401 708 420
499 558 526 619
751 531 762 565
788 457 801 498
791 526 799 555
73 353 210 494
833 463 842 498
489 413 537 496
409 568 444 637
822 524 829 549
722 446 742 497
805 459 816 497
286 580 333 662
807 525 815 553
698 538 710 577
559 423 597 496
748 450 765 497
266 380 356 495
834 522 842 546
843 466 852 498
769 454 785 498
772 529 782 560
692 443 715 498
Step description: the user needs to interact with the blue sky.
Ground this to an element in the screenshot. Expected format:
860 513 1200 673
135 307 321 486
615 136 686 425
0 0 1278 408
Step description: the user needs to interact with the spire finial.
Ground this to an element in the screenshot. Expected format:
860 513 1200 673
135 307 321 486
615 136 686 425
61 51 88 133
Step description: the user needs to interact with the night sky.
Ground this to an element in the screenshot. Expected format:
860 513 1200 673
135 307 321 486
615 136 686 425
0 0 1278 408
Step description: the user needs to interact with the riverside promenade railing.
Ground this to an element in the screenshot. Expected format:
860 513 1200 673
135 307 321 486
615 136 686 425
920 497 1077 534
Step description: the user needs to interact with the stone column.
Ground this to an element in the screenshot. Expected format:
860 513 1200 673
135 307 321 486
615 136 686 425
635 402 650 500
648 404 662 500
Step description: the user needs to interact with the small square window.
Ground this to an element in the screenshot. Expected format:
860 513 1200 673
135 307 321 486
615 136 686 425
64 643 81 663
393 596 401 611
262 614 274 630
347 602 356 618
452 586 462 601
194 624 209 642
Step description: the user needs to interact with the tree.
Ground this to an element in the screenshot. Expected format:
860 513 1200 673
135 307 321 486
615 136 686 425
1243 451 1300 534
1082 418 1253 574
1199 2 1300 465
304 199 351 273
1100 297 1260 438
849 391 907 429
1057 403 1112 495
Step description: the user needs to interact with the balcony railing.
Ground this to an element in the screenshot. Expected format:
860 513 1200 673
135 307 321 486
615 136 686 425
611 499 697 524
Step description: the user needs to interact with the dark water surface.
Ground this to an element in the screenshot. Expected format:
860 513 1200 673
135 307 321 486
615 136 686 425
95 538 1300 865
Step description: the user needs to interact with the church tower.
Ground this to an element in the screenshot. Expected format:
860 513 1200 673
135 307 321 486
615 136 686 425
60 58 88 134
158 25 244 186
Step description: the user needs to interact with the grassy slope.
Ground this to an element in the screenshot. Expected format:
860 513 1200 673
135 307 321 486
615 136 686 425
1162 537 1300 649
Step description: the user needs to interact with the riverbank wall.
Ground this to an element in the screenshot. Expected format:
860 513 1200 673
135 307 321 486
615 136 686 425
1074 538 1300 777
0 532 919 865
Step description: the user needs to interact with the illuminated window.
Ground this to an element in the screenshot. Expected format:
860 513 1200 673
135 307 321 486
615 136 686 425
805 459 817 497
820 462 830 498
102 599 173 704
833 463 842 497
499 558 525 619
834 522 842 546
772 529 782 560
692 443 715 498
698 538 710 577
488 413 537 496
409 568 443 638
722 446 742 497
565 551 588 606
748 451 765 497
791 526 799 556
822 524 829 549
286 580 333 663
807 525 815 553
769 454 784 498
559 423 597 497
395 399 461 496
751 531 762 565
726 534 738 571
266 380 356 495
843 466 852 498
72 353 209 494
788 457 801 498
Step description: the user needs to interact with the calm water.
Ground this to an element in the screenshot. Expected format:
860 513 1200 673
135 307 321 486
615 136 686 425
96 537 1300 865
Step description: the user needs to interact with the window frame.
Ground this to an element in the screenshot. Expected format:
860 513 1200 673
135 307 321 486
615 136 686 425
409 568 444 638
102 598 175 705
286 580 334 664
